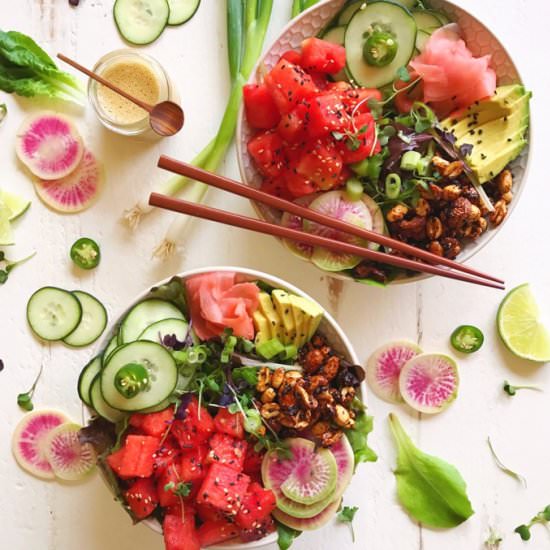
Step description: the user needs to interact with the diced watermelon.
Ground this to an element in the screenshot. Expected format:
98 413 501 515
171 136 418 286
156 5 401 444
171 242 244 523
243 84 281 130
277 104 309 144
260 176 294 200
129 407 174 438
207 433 247 472
124 477 158 519
197 520 240 547
243 446 264 476
285 170 317 198
296 139 343 190
265 59 317 114
307 93 351 139
197 502 224 523
280 50 302 65
180 444 208 482
214 408 244 439
235 482 276 530
247 131 286 178
172 397 214 449
163 512 200 550
197 463 251 515
152 438 179 475
117 435 160 478
240 516 276 543
157 462 183 508
301 37 346 75
106 446 129 479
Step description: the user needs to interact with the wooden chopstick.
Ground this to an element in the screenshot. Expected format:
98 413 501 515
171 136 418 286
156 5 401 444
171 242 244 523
148 192 505 290
157 155 504 285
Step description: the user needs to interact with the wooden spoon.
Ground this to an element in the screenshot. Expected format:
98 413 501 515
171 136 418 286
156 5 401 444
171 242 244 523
57 53 184 137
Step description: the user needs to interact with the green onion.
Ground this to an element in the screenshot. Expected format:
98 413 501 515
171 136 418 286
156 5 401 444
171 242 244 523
257 338 286 360
400 150 421 171
350 158 370 177
346 178 364 201
385 173 401 199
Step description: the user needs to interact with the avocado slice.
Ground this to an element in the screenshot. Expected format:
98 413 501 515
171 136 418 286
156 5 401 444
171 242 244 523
289 295 307 348
258 292 284 341
272 289 296 344
253 310 271 345
469 139 527 184
288 294 324 342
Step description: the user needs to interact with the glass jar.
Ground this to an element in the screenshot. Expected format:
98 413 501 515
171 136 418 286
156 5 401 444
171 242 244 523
88 49 177 137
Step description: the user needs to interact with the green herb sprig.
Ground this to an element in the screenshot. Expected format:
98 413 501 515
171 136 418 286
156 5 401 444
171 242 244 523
337 505 359 542
0 251 36 285
515 505 550 541
17 364 43 411
503 380 542 396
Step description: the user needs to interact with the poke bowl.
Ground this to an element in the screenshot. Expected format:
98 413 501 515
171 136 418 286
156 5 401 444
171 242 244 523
236 0 531 285
77 267 375 550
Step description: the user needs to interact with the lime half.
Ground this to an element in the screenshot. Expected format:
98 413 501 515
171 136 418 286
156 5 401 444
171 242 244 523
0 201 14 246
497 283 550 362
0 189 30 221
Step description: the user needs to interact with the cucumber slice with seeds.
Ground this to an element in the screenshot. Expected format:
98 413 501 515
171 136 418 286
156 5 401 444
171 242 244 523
101 341 178 412
119 298 185 344
338 1 364 25
63 291 108 347
27 287 82 341
114 0 170 45
167 0 201 25
345 1 417 89
78 356 102 407
90 375 127 423
138 317 189 344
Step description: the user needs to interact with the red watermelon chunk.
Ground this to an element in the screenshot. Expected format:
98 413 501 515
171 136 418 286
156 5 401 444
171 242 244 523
180 444 208 482
197 502 224 523
243 446 264 476
214 407 244 439
106 446 128 479
197 519 240 547
152 438 179 475
172 397 214 448
239 516 276 543
157 462 183 508
301 37 346 75
207 433 247 472
163 512 200 550
235 482 276 530
197 463 251 516
110 435 160 479
129 407 174 438
124 477 158 519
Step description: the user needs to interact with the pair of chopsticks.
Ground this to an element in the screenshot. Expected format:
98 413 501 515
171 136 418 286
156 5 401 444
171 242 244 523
149 155 505 290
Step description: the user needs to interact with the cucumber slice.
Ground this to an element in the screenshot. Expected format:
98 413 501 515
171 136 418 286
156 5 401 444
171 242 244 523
138 317 189 344
113 0 170 45
322 26 345 45
338 1 364 25
395 0 416 8
102 335 119 365
63 291 108 347
412 10 442 33
416 29 431 51
90 375 127 423
119 298 185 344
27 287 82 341
167 0 200 25
101 341 178 412
345 1 417 89
78 356 102 407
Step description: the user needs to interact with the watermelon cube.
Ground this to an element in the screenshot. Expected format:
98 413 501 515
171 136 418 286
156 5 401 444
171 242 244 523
124 477 158 519
152 438 179 476
119 435 161 478
180 444 208 482
240 516 276 543
198 519 240 547
129 407 174 438
235 482 277 530
163 512 200 550
197 463 251 516
214 407 245 439
207 433 247 472
106 446 128 479
172 397 214 448
157 462 183 508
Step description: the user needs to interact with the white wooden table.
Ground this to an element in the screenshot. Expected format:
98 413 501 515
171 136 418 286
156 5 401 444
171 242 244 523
2 1 549 549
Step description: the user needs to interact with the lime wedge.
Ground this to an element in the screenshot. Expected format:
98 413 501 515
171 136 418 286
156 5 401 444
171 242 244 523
0 189 31 220
497 283 550 362
0 201 14 245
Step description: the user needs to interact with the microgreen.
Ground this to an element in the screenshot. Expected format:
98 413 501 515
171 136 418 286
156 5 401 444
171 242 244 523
331 124 369 152
487 437 526 487
514 505 550 542
337 505 359 542
0 251 36 285
484 529 503 549
17 364 43 411
503 380 542 396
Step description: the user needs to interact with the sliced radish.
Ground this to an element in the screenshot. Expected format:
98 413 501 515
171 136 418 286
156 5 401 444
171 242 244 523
366 341 422 404
12 410 69 479
281 194 319 260
34 149 104 213
16 112 84 180
399 353 459 414
44 423 97 481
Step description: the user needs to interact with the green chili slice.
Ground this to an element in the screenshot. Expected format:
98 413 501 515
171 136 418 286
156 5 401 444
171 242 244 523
451 325 484 353
114 363 150 399
385 173 402 199
70 238 100 270
363 31 398 67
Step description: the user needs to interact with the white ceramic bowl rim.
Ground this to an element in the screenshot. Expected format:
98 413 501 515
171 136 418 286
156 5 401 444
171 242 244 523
94 265 361 550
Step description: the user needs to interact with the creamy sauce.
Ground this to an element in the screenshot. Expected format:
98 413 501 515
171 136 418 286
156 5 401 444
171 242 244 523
97 60 160 125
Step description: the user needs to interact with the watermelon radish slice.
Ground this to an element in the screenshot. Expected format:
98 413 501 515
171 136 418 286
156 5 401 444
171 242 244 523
399 353 459 414
262 438 337 509
330 434 354 500
303 191 372 272
273 497 341 531
366 341 422 404
44 423 97 481
281 194 319 260
12 410 69 479
34 149 104 213
16 112 84 180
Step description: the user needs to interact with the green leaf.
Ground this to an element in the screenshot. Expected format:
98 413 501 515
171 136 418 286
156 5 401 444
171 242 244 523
276 521 301 550
17 392 33 411
345 409 377 468
174 481 192 497
232 366 258 386
388 413 474 528
338 506 359 523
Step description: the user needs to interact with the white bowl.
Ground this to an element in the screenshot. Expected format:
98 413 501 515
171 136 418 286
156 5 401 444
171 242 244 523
94 266 361 550
236 0 531 284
